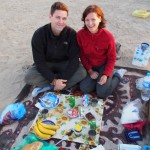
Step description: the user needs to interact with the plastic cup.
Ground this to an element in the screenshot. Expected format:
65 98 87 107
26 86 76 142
91 98 98 107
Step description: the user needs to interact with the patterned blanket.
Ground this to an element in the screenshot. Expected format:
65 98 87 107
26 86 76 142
0 67 148 150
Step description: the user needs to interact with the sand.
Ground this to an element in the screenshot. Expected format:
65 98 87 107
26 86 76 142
0 0 150 111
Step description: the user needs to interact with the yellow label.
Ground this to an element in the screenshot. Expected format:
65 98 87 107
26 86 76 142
75 124 82 131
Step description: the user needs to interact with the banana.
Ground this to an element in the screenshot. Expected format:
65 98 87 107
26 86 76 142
37 122 56 135
39 121 60 130
33 124 51 139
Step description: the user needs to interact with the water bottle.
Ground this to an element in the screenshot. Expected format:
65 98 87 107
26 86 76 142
132 44 141 66
141 43 150 67
141 72 150 101
132 43 150 67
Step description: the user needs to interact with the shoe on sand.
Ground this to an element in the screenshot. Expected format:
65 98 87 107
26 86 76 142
116 42 121 60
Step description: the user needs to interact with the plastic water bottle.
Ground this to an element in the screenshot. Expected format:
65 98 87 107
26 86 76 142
132 43 150 67
132 44 141 66
141 72 150 101
141 43 150 67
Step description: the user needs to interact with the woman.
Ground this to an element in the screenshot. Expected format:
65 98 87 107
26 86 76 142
77 5 126 98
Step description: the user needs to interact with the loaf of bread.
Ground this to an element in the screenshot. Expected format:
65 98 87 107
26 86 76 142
22 141 43 150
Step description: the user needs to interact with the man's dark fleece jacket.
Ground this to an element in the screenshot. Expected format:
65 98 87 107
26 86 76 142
32 23 79 83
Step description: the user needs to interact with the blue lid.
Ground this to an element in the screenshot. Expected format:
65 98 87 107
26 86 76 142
147 72 150 76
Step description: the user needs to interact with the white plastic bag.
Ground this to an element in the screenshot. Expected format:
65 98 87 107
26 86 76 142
120 99 142 124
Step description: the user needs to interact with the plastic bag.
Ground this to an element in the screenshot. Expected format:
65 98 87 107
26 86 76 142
120 99 142 124
0 102 26 125
132 10 150 18
11 133 58 150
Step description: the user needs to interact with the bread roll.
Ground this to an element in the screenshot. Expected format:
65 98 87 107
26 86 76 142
22 141 43 150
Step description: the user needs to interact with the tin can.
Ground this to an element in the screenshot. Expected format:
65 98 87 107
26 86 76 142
88 129 96 140
91 98 98 107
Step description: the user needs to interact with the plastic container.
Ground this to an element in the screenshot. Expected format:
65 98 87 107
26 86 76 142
132 43 150 67
136 77 144 90
142 145 150 150
141 72 150 101
118 144 141 150
74 124 82 137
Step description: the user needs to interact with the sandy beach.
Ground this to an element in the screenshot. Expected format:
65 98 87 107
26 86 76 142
0 0 150 111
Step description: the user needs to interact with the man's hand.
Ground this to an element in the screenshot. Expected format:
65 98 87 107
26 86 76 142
54 79 67 91
88 69 99 79
98 75 107 85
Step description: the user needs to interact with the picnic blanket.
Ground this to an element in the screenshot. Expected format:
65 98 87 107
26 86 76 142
30 94 104 147
0 66 148 150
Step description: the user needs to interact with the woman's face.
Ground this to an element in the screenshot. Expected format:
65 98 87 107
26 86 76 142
85 12 101 34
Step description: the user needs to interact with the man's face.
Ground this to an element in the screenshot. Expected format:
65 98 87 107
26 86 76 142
49 10 68 35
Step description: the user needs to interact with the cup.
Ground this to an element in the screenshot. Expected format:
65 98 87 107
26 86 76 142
91 98 98 107
88 129 96 140
41 109 49 119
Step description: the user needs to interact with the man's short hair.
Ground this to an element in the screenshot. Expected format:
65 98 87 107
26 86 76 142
50 2 69 15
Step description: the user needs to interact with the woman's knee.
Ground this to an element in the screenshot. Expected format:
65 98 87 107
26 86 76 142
96 87 111 98
80 81 94 94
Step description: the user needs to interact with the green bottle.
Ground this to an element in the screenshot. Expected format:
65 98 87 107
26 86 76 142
69 96 75 108
89 120 96 130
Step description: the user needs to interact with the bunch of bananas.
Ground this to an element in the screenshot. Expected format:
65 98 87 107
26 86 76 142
33 121 60 140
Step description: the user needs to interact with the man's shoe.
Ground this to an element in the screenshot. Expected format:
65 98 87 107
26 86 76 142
32 86 53 97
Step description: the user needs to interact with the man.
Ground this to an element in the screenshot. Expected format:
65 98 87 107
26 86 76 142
25 2 86 97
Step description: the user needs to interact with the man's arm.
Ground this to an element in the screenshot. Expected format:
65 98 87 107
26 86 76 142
56 31 79 80
31 29 55 83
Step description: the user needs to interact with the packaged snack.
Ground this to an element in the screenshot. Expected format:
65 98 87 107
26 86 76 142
85 112 95 121
82 95 89 107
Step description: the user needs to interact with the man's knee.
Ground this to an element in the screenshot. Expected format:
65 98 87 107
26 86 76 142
24 72 35 85
24 68 41 86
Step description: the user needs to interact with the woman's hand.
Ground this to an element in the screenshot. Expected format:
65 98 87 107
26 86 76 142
88 69 99 79
98 75 107 85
